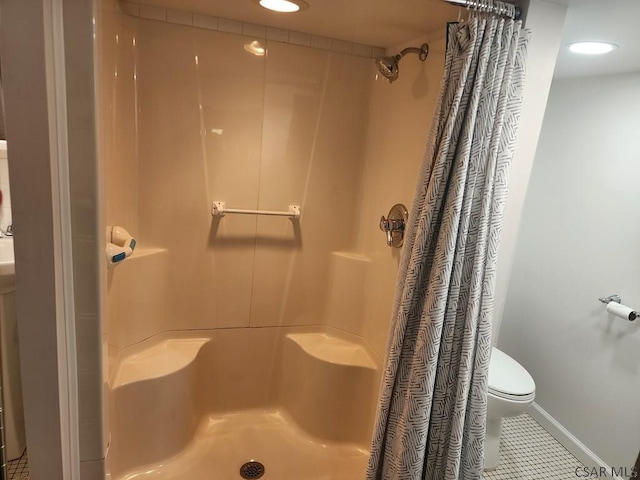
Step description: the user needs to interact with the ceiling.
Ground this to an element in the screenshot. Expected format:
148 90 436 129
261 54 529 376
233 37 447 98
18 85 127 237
131 0 460 48
130 0 640 77
552 0 640 78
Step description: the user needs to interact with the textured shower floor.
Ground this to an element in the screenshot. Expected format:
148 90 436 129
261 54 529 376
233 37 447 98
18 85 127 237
118 409 369 480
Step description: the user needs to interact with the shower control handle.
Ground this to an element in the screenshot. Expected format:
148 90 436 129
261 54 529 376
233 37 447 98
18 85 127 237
379 216 396 246
379 204 409 248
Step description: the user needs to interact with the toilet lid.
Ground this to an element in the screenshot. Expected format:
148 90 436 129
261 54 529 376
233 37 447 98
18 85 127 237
488 348 535 397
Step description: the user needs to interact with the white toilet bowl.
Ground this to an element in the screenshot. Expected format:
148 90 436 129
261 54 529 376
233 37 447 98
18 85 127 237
484 347 535 470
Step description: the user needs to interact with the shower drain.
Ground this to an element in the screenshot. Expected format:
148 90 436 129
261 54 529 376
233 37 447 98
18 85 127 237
239 460 265 479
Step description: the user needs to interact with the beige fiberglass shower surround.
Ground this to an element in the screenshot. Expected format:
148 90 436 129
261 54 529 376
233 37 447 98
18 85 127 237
98 1 453 478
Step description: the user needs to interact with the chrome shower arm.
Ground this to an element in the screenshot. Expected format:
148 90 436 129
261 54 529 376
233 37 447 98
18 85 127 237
398 43 429 61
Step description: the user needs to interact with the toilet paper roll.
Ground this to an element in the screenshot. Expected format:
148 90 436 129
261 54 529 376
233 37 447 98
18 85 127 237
606 302 638 321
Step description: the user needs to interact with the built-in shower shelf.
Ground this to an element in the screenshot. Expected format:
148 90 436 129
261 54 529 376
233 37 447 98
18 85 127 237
113 338 208 388
286 333 377 369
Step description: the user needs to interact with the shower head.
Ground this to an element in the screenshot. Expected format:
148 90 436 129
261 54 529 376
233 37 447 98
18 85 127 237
375 43 429 83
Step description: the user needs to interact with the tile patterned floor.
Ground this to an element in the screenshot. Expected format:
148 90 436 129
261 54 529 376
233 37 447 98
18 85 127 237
484 413 586 480
6 449 29 480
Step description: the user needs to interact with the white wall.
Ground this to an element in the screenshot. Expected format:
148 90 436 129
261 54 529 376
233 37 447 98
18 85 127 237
499 72 640 470
0 1 67 478
2 0 104 477
492 0 567 339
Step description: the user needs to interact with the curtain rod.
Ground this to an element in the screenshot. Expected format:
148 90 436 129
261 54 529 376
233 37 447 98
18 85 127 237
442 0 522 20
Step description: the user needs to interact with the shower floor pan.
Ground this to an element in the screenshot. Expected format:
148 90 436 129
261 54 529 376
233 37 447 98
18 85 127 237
118 409 369 480
108 328 380 480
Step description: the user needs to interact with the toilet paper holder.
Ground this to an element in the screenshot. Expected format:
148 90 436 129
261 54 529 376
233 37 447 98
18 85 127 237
598 294 622 305
598 294 639 321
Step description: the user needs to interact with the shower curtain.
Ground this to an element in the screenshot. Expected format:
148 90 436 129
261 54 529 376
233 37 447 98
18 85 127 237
367 10 530 480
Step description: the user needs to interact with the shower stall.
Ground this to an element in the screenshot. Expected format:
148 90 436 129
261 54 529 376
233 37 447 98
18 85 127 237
99 1 456 478
0 0 571 476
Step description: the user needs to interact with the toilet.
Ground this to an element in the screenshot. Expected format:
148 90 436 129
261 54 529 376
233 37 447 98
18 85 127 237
485 347 536 470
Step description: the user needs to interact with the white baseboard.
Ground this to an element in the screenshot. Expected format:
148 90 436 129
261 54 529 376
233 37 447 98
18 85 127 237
529 402 625 479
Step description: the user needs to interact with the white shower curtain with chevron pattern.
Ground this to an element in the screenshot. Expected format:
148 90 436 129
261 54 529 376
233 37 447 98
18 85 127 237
367 12 530 480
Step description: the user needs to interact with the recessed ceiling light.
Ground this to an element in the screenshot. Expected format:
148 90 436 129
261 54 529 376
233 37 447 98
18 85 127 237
568 42 618 55
256 0 309 13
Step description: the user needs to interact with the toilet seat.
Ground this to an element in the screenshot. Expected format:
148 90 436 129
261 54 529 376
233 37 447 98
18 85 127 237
488 388 535 402
488 348 535 400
